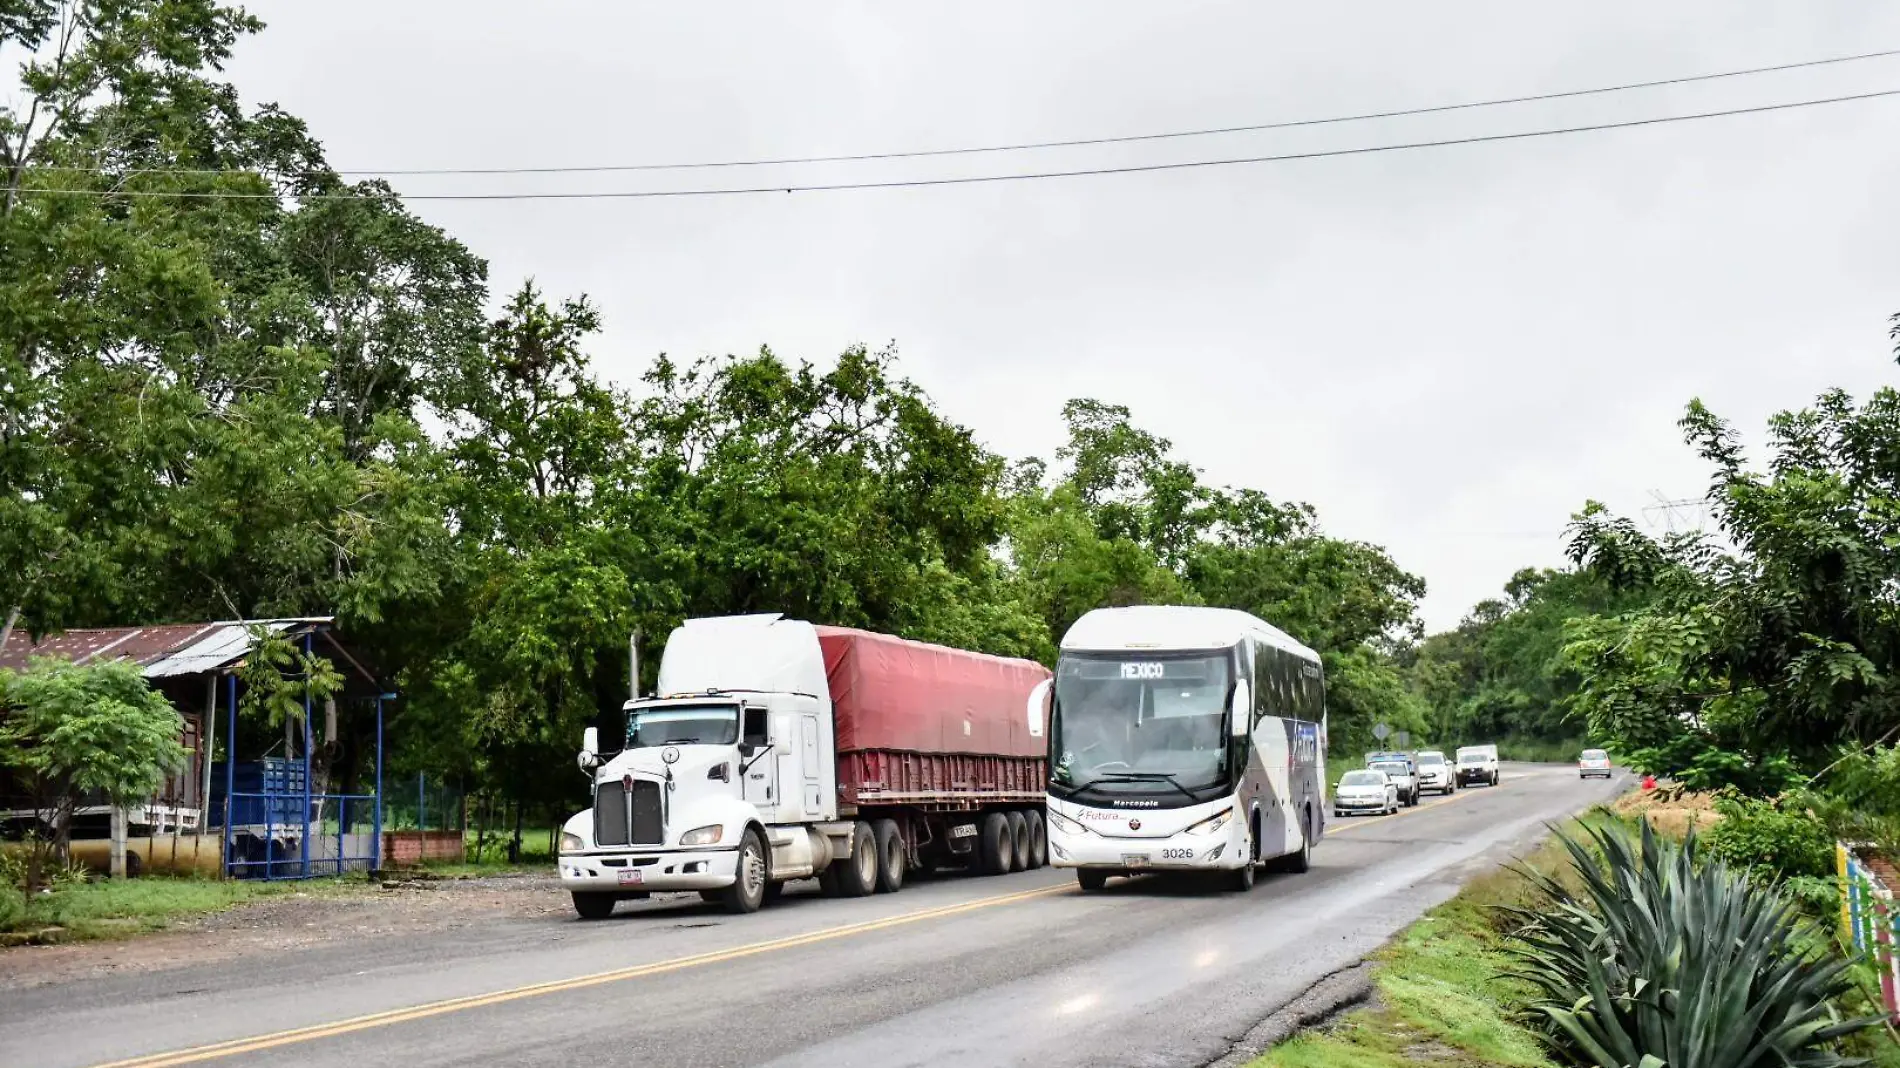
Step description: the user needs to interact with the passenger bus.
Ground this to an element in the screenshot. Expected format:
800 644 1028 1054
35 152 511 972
1043 605 1326 892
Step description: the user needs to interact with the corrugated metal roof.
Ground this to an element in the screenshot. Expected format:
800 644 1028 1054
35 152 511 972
0 618 335 678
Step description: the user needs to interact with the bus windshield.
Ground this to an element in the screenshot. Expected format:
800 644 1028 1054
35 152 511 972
1049 653 1231 798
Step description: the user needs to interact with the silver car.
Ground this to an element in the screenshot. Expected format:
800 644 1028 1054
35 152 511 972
1334 768 1399 816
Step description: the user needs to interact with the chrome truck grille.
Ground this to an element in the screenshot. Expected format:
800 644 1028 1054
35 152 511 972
594 778 663 846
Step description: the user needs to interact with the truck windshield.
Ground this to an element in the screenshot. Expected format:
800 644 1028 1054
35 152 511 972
1049 652 1231 801
626 703 739 747
1371 762 1409 778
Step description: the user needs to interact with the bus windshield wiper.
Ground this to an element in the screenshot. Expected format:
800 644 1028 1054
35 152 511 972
1057 771 1199 803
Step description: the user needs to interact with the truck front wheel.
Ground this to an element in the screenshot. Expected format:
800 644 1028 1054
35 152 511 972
1077 869 1109 891
571 891 617 920
715 828 769 914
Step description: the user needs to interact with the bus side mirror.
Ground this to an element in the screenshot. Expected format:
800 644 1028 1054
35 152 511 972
579 727 600 774
1230 679 1251 738
1026 679 1051 738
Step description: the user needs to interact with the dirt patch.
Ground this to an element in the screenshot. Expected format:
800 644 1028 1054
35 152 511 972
1611 785 1721 839
0 873 570 991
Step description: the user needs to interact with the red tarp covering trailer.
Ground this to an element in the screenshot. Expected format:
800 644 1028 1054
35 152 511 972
815 627 1051 811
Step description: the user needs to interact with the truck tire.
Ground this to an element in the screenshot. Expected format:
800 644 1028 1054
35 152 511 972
1024 811 1047 869
826 821 878 897
1077 869 1109 891
872 818 905 894
715 827 770 914
1005 811 1030 873
572 891 617 920
977 812 1011 875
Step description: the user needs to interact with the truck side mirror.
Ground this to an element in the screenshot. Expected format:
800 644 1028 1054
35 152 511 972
1026 679 1051 738
578 726 600 773
739 706 769 756
1229 679 1252 738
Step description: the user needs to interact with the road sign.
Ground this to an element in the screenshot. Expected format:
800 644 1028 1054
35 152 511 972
1371 723 1391 741
1395 730 1411 747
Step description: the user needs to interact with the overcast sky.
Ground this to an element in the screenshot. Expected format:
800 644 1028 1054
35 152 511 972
225 1 1900 632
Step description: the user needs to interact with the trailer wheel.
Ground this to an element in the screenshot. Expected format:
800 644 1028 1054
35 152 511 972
1077 869 1109 891
571 891 617 920
1024 811 1047 869
1005 811 1029 873
977 812 1011 875
872 818 905 893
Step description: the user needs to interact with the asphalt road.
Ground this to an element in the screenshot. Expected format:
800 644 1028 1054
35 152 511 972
4 762 1623 1068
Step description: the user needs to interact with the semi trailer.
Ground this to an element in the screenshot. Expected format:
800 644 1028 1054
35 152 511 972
558 614 1054 917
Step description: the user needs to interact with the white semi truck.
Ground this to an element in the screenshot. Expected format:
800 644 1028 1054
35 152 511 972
557 614 1053 918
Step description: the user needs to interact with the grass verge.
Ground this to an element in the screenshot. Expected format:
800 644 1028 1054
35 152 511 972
2 875 357 942
1253 804 1900 1068
1250 825 1587 1068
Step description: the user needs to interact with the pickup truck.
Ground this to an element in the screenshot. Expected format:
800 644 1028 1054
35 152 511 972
1455 744 1499 787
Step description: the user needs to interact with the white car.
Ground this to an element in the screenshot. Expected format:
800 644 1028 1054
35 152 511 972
1334 769 1398 816
1579 748 1613 779
1455 744 1499 787
1413 750 1453 796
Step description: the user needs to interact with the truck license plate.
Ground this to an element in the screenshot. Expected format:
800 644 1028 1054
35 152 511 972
1122 854 1151 869
617 869 643 886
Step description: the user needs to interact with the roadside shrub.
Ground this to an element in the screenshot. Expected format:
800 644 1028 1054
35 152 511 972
1702 793 1835 881
0 881 23 928
1501 821 1877 1068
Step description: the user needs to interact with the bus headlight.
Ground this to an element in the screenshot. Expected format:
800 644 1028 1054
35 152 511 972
1184 808 1233 836
1046 810 1087 835
560 832 585 854
680 825 724 847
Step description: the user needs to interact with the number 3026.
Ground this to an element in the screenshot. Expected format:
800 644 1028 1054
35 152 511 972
1161 848 1194 860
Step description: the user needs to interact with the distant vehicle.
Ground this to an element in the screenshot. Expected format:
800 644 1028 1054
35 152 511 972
1368 756 1420 806
1578 748 1612 779
1334 769 1398 816
1413 750 1453 795
1455 744 1499 787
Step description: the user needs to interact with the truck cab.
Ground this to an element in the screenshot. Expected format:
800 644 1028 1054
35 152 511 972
558 616 843 917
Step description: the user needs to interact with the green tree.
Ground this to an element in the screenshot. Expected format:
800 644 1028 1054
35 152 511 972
0 657 184 891
1564 384 1900 789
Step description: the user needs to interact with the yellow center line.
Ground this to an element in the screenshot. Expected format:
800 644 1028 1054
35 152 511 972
84 881 1074 1068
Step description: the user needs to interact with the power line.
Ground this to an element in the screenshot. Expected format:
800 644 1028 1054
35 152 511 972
17 86 1899 203
32 44 1900 179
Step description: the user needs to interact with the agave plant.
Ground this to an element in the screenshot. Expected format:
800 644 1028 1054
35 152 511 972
1500 819 1879 1068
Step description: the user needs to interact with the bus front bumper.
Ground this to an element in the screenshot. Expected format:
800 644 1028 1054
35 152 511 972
1046 826 1247 872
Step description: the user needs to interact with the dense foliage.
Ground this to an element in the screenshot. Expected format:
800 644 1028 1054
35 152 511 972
1505 822 1875 1068
0 658 184 890
0 3 1426 834
1401 567 1652 753
1562 385 1900 790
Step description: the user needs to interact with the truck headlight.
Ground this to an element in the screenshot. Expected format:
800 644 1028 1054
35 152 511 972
560 832 585 854
1045 810 1087 835
680 825 724 847
1184 807 1233 836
